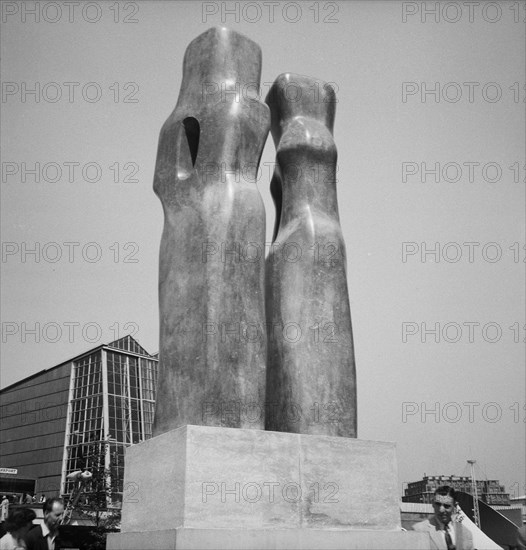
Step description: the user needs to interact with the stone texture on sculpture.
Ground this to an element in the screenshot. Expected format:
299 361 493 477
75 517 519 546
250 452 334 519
152 27 270 435
265 73 357 438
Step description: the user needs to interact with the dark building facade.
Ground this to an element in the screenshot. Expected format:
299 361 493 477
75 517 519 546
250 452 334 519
403 474 511 506
0 336 158 503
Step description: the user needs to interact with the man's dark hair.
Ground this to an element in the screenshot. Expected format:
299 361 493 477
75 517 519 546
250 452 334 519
43 497 63 514
4 508 36 532
434 485 457 501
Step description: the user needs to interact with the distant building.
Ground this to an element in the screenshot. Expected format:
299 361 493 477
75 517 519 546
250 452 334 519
403 474 511 506
509 495 526 524
0 336 158 504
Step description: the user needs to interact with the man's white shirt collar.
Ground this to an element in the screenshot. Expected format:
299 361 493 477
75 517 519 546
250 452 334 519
41 522 56 540
41 523 50 537
41 522 58 550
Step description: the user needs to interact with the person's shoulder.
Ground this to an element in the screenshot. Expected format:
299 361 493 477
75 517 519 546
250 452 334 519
0 532 15 550
412 518 433 531
25 525 45 550
25 525 44 541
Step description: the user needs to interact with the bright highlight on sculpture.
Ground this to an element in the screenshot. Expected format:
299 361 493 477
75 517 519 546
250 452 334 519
152 27 357 439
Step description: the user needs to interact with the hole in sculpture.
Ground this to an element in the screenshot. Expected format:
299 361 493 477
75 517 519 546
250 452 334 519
183 117 200 167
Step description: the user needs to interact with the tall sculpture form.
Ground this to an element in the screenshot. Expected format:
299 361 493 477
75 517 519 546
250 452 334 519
265 74 357 437
152 27 269 435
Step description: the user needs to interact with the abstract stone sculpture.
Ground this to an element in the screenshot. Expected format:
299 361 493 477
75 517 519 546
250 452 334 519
264 74 357 437
152 27 270 435
108 31 432 550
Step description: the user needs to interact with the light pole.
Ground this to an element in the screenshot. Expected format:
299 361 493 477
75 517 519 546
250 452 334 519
467 459 481 528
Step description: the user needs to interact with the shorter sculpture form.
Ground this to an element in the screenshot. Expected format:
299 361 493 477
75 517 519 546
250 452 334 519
265 73 357 438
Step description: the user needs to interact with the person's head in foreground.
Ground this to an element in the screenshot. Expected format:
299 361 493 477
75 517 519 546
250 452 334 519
433 485 457 527
43 497 64 532
3 508 36 542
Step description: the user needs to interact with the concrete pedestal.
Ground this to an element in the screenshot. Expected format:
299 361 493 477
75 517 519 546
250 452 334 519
107 426 430 549
108 528 429 549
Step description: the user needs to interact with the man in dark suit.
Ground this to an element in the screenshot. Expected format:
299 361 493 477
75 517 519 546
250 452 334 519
25 497 64 550
412 486 474 550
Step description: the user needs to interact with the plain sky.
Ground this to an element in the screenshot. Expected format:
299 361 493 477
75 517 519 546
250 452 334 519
1 1 525 498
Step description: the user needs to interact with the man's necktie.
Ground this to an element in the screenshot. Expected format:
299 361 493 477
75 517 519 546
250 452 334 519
444 526 455 550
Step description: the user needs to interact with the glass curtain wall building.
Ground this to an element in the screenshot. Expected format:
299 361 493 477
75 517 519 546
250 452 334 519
61 336 158 504
0 335 158 503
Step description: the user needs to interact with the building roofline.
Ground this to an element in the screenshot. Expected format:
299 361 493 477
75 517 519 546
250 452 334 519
0 336 156 393
103 345 158 361
492 505 524 509
409 475 502 484
0 344 106 392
